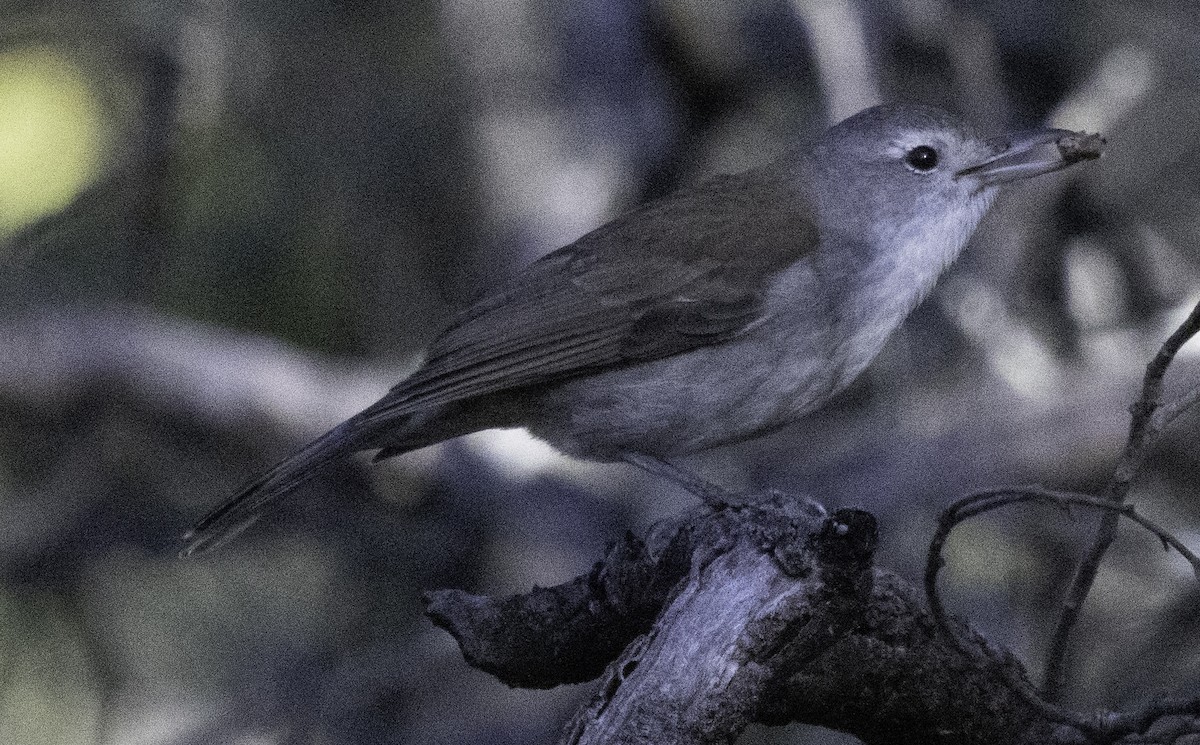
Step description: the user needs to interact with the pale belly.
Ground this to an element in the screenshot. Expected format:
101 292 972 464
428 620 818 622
527 312 846 460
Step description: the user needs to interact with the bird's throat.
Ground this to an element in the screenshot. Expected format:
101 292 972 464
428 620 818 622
818 189 997 388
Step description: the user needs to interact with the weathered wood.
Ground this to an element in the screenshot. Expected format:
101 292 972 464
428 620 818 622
428 495 1065 744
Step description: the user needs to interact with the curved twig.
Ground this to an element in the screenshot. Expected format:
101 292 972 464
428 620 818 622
925 485 1200 740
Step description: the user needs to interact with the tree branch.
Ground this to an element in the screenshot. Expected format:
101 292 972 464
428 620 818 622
925 485 1200 740
430 495 1072 744
1045 299 1200 699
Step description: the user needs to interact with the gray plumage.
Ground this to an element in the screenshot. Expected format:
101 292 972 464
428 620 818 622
183 103 1101 555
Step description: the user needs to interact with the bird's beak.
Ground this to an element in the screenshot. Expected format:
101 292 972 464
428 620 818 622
955 129 1105 186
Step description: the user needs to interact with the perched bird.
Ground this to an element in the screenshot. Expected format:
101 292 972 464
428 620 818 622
183 103 1103 555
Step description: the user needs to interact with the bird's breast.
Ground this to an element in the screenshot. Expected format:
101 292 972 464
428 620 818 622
525 200 993 462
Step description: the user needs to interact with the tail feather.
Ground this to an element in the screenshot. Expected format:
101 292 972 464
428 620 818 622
180 421 363 557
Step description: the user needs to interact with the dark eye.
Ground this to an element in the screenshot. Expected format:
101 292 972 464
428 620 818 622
904 145 939 172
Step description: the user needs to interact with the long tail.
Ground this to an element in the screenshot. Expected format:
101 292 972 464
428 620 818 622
180 420 366 557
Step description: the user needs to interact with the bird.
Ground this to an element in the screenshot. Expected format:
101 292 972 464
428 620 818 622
182 103 1103 555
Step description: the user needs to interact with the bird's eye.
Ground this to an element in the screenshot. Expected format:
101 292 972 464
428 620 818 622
904 145 939 173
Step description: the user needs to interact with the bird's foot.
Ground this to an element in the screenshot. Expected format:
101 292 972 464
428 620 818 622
622 453 741 507
622 455 826 520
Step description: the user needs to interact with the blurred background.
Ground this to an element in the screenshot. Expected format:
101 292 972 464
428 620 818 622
0 0 1198 743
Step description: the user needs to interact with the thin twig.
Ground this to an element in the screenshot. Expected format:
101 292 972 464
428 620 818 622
926 487 1098 735
1044 299 1200 700
1107 695 1200 736
925 485 1200 739
1156 381 1200 429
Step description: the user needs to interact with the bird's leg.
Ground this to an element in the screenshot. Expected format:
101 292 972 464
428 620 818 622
621 454 740 508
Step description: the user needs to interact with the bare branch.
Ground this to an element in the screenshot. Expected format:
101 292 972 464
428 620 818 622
1045 299 1200 699
927 487 1109 736
432 494 1109 744
926 485 1200 740
1155 381 1200 430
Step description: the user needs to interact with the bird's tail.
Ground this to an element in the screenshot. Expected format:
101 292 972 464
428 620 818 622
180 420 365 557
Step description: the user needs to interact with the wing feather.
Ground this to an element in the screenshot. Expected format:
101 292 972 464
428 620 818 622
361 160 819 421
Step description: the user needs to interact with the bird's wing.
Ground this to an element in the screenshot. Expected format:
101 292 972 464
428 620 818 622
181 162 817 555
361 163 819 419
